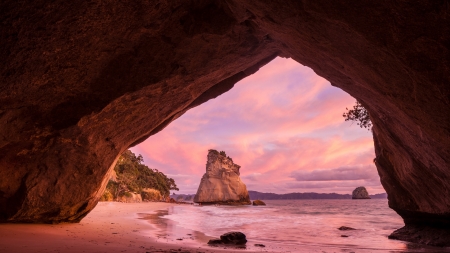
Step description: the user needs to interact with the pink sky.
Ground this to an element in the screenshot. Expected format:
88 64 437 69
131 57 383 195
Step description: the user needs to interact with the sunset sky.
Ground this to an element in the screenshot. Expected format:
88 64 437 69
131 57 383 195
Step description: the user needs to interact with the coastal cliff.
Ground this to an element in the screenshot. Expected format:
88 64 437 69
100 150 178 202
194 150 251 205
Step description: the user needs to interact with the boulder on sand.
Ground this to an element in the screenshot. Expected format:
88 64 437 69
207 232 247 245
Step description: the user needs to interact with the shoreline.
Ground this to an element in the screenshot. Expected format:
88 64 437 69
2 201 445 253
0 202 276 253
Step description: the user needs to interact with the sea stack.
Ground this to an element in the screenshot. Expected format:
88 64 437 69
352 186 371 199
194 150 251 205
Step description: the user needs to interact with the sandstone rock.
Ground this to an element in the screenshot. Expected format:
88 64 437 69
252 200 266 206
141 188 162 202
207 232 247 245
352 187 371 199
194 150 251 205
117 192 142 203
0 1 449 245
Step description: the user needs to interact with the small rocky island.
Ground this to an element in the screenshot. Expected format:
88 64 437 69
352 186 371 199
194 150 251 205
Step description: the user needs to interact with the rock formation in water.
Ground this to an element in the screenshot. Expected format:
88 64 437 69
252 200 266 206
194 150 251 205
0 0 449 246
352 187 371 199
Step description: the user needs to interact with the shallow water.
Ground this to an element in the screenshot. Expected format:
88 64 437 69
152 199 450 252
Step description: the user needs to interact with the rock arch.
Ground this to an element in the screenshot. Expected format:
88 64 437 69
0 0 448 242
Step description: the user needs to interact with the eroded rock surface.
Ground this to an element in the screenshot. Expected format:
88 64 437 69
352 187 371 199
194 150 250 205
388 225 450 247
0 0 449 244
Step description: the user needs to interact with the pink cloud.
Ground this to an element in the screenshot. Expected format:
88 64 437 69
131 57 381 194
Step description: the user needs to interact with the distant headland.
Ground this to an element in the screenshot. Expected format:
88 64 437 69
172 191 387 201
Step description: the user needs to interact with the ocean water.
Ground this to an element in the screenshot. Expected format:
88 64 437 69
155 199 450 252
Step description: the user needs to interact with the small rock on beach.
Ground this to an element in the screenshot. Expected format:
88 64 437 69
338 226 356 230
207 232 247 245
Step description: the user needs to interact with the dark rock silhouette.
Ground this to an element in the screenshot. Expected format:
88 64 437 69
0 0 449 245
253 200 266 206
208 232 247 245
388 225 450 247
352 187 371 199
338 226 356 231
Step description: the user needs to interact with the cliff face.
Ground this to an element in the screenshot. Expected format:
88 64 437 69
194 151 250 205
0 1 449 243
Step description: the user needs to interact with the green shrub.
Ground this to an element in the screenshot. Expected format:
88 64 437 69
101 150 179 201
100 190 114 201
141 188 162 201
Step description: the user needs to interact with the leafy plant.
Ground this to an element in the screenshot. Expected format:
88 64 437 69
101 150 179 201
343 100 372 131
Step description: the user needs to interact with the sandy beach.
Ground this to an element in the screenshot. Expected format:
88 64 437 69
0 202 278 253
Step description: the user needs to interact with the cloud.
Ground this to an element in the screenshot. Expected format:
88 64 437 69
290 165 378 181
242 173 263 181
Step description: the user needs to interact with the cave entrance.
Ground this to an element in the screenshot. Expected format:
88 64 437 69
113 57 413 251
130 57 383 198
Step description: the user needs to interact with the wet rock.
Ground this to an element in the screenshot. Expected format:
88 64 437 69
352 187 371 199
388 225 450 247
220 232 247 245
252 200 266 206
207 239 223 245
338 226 356 231
207 232 247 245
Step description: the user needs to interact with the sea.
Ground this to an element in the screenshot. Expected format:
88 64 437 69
149 199 450 252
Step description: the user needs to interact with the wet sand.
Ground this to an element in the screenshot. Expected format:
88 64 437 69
0 202 277 253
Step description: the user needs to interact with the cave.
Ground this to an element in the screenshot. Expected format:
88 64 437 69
1 0 449 246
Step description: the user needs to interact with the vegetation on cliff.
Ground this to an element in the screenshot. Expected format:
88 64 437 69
101 150 178 201
208 149 233 162
343 100 372 130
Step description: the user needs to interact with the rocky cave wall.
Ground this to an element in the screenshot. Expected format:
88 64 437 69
0 0 449 230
